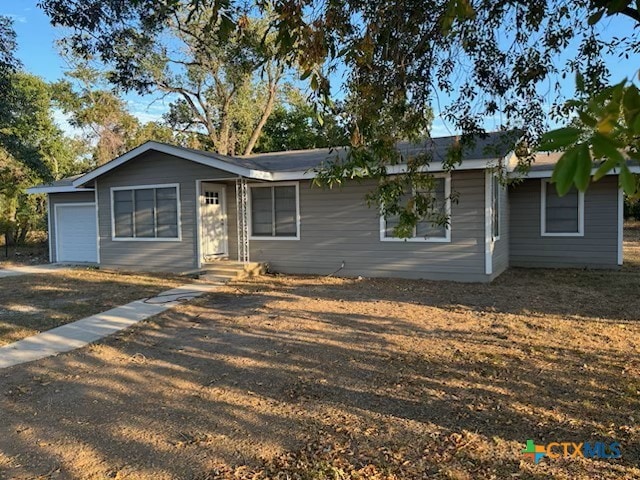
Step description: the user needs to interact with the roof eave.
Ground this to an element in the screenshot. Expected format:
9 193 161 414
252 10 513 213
72 141 275 187
510 164 640 179
26 186 95 194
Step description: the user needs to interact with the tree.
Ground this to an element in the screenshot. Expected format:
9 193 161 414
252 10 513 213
150 13 287 155
39 0 640 233
52 61 142 165
0 16 20 91
0 72 84 244
255 89 348 152
42 2 288 156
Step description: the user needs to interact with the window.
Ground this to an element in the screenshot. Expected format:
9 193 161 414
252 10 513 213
112 184 180 240
249 183 299 239
541 179 584 236
491 175 500 240
204 191 219 205
380 175 451 242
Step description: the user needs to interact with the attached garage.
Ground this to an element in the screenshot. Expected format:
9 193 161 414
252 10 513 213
30 188 101 264
54 203 98 263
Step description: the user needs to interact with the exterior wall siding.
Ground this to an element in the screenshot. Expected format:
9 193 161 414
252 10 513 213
96 151 235 272
509 175 619 268
48 191 96 263
227 171 489 282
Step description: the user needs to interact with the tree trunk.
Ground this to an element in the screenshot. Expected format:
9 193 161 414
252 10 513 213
243 84 278 156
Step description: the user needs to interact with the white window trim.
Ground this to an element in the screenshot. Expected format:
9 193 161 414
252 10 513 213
248 181 301 241
110 183 182 242
379 173 452 243
540 179 584 237
491 174 501 241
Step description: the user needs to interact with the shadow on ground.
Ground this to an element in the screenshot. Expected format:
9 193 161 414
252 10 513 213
0 262 638 479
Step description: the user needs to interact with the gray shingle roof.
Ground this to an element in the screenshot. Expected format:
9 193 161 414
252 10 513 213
239 130 520 172
36 130 521 189
35 174 86 188
531 151 640 171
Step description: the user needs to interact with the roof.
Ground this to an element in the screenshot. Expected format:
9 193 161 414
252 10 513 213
28 131 520 193
512 151 640 178
239 131 519 172
25 174 94 194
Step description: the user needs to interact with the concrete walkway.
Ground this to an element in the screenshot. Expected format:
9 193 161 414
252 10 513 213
0 264 67 278
0 283 219 369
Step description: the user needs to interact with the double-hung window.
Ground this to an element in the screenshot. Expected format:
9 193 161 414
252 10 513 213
112 184 180 240
380 174 451 242
249 183 299 240
541 179 584 236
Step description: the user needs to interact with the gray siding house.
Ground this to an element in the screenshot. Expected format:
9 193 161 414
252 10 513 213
28 133 635 282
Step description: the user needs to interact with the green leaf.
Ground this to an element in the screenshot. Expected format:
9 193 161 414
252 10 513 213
593 157 619 181
620 163 638 195
591 132 625 164
538 127 583 151
573 142 592 191
607 0 632 13
578 110 597 128
633 114 640 135
588 9 605 25
551 147 580 196
576 71 585 92
623 84 640 127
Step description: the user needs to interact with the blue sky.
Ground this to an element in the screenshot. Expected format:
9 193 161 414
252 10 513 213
4 1 171 130
3 1 640 138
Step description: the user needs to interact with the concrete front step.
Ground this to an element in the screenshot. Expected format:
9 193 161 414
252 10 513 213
198 261 266 284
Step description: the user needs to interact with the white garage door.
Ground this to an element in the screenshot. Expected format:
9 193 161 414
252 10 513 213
56 204 98 263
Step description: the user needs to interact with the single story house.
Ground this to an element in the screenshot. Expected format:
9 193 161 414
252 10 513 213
27 132 637 282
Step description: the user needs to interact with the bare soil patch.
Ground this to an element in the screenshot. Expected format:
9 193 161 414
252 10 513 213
0 246 638 479
0 268 186 345
0 242 49 267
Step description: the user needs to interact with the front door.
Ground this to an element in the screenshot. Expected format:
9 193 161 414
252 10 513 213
200 183 227 261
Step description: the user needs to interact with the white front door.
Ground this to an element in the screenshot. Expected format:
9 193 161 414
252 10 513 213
200 183 227 261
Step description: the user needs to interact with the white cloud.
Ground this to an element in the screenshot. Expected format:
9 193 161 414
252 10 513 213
1 13 27 23
52 108 82 137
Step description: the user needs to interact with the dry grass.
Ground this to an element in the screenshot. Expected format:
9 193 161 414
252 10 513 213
0 243 639 479
624 220 640 269
0 268 186 345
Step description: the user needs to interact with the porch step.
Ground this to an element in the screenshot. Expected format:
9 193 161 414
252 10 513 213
197 261 266 284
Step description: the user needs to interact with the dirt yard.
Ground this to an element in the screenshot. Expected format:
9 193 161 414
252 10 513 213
0 236 638 479
0 269 186 345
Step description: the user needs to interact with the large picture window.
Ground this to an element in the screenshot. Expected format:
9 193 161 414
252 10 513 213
112 184 180 240
249 183 299 239
380 175 451 242
541 179 584 236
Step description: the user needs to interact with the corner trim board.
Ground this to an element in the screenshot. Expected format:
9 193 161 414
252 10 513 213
618 187 624 265
484 170 493 275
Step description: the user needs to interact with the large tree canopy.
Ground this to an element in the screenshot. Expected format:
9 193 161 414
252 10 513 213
0 72 85 244
39 0 640 233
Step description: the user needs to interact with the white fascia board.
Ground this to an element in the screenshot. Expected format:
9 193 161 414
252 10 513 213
72 142 273 187
510 166 639 179
26 186 95 194
270 158 499 181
